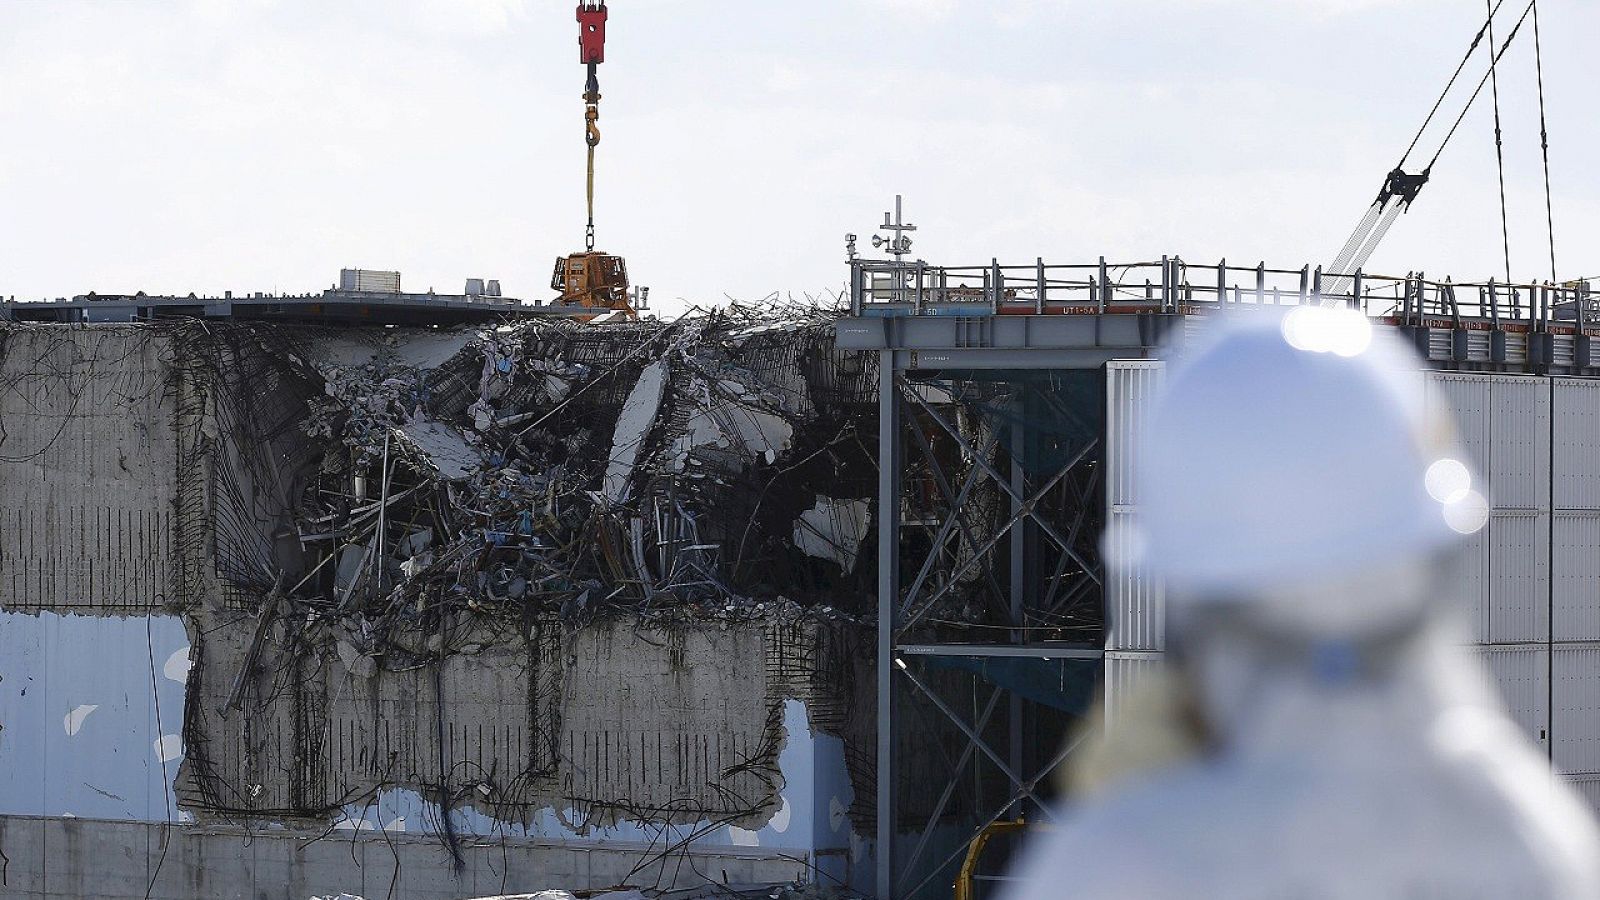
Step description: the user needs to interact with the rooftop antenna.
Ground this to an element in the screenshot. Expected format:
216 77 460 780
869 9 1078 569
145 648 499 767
872 194 917 262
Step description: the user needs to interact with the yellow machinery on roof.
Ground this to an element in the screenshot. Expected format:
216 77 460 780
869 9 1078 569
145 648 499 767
551 251 635 318
553 2 638 320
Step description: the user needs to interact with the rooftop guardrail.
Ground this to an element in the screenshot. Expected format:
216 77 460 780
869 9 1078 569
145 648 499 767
848 256 1600 331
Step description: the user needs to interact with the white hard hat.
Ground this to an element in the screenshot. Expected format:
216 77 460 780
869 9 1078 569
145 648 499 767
1111 306 1486 602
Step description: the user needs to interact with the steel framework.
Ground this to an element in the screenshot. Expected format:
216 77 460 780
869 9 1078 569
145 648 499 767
850 253 1600 900
873 359 1118 900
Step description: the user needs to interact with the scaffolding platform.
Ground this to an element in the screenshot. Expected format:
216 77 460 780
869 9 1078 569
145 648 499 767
839 256 1600 375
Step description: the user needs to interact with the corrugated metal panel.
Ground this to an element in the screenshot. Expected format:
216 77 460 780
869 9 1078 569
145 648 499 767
1466 330 1492 362
1478 646 1549 751
0 611 188 822
1505 331 1529 362
1553 335 1577 369
1429 374 1551 645
1553 378 1600 510
1427 329 1452 360
1425 373 1489 476
1104 510 1165 650
1105 361 1165 651
1105 360 1163 508
1566 776 1600 818
1440 529 1490 642
1554 512 1600 641
1101 650 1165 730
1488 375 1550 511
1487 511 1550 643
1554 646 1600 774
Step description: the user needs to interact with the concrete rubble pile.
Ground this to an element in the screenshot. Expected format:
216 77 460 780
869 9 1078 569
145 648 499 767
285 301 879 667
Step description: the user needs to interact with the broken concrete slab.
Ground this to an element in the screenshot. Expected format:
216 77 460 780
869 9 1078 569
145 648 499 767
397 420 482 481
604 360 668 504
793 498 871 573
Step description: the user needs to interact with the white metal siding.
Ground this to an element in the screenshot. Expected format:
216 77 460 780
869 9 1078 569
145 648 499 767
1551 380 1600 643
1554 379 1600 509
1488 376 1550 511
1101 650 1165 730
1105 361 1165 651
1567 776 1600 819
1427 374 1551 645
1426 374 1489 476
1104 510 1165 651
1554 513 1600 641
1488 511 1550 643
1440 530 1490 642
1106 361 1162 509
1478 645 1549 751
1554 646 1600 774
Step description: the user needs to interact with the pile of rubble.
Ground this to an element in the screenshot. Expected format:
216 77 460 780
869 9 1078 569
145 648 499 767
284 303 878 661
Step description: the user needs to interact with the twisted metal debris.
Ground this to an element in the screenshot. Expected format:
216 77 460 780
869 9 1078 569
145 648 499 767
287 302 879 660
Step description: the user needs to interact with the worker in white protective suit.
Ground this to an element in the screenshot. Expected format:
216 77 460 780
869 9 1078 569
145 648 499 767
1003 307 1600 899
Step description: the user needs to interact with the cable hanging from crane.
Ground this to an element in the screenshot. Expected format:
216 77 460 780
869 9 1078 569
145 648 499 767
547 2 641 320
1323 0 1538 296
1531 0 1558 284
1485 0 1512 284
578 1 607 252
1322 0 1503 290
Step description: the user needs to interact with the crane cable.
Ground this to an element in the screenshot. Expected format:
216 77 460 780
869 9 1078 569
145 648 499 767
585 66 601 253
1532 0 1558 284
1326 0 1536 289
1398 0 1508 169
1485 0 1512 284
1423 0 1535 173
1326 0 1508 284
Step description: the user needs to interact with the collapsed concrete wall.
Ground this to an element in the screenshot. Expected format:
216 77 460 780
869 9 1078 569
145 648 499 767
175 608 868 830
0 317 878 897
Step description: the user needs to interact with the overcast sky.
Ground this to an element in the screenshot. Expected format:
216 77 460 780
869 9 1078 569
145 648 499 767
2 0 1597 315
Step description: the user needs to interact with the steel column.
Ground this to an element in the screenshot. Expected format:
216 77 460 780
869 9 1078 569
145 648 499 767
876 349 899 900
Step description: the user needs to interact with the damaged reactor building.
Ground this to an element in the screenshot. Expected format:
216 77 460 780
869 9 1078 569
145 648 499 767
0 300 903 898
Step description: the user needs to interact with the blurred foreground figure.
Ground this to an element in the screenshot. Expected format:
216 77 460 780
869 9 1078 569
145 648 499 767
1005 308 1600 899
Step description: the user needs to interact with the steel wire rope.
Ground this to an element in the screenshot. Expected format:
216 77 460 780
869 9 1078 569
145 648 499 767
1423 0 1537 174
1328 0 1514 283
1400 0 1510 167
1485 0 1514 283
142 610 175 900
1531 0 1558 283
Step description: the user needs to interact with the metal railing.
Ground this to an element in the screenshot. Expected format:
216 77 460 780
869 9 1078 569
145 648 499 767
848 256 1600 330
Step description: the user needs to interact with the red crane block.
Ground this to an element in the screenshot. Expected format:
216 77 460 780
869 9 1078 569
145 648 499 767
577 3 607 65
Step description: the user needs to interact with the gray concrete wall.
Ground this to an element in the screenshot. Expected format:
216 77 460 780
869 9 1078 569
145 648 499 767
0 326 176 613
0 815 813 900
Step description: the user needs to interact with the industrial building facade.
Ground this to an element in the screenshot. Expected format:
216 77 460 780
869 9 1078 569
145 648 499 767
0 318 876 898
2 252 1598 898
